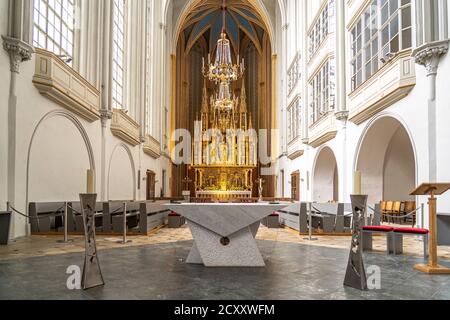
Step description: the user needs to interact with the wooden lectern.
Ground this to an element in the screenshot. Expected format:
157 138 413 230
410 183 450 274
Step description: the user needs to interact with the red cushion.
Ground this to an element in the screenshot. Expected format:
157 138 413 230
394 227 429 234
270 212 279 217
168 212 180 217
363 226 394 232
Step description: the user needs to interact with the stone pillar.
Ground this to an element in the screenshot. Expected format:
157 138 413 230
334 0 347 117
300 0 309 146
100 110 112 201
334 0 349 203
2 0 34 236
413 40 449 182
281 23 288 156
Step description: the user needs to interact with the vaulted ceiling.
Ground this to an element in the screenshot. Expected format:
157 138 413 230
181 0 268 55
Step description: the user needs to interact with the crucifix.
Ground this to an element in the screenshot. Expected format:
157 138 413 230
182 175 192 191
255 178 265 202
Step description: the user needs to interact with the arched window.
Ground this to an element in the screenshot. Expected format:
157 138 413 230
32 0 75 65
112 0 126 110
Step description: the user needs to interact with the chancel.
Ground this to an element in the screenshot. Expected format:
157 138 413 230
1 0 450 302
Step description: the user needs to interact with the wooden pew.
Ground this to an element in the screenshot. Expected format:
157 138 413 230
109 201 141 234
69 202 104 232
139 200 171 234
28 202 66 233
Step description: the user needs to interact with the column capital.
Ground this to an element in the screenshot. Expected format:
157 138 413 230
100 109 112 128
335 110 349 122
2 36 34 73
413 40 450 76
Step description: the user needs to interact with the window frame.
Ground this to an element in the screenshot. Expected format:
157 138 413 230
350 0 412 92
308 0 335 59
111 0 128 111
32 0 76 65
287 96 301 144
310 58 335 125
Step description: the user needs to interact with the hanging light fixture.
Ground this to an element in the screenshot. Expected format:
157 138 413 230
202 0 245 84
211 81 239 111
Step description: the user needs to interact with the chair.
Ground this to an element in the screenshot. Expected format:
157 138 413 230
392 201 402 224
402 201 416 226
384 201 394 223
380 201 387 222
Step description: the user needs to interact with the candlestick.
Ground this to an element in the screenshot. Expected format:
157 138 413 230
87 169 95 194
353 171 362 195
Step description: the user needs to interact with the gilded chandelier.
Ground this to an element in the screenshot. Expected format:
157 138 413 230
211 82 238 111
202 0 245 84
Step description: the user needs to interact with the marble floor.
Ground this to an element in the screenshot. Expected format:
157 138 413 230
1 226 450 300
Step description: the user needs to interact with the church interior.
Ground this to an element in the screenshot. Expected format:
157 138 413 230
1 0 450 302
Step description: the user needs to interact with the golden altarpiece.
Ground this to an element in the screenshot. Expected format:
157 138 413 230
191 80 257 200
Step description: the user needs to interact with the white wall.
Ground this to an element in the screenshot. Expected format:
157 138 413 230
28 115 92 202
108 144 135 200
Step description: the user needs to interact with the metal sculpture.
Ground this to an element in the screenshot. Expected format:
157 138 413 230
80 193 104 290
343 195 368 291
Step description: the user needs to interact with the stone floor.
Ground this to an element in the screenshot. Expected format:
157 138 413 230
1 226 450 300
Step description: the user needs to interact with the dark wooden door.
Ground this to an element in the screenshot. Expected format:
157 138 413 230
146 170 156 200
291 171 300 201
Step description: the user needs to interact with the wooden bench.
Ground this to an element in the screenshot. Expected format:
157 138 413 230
362 226 429 258
139 201 170 234
391 227 429 258
28 202 66 233
262 213 280 228
68 202 104 232
362 225 396 253
168 212 185 228
109 202 141 233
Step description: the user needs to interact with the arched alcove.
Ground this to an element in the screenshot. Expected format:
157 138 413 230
26 110 95 204
107 143 136 200
313 147 339 203
356 116 416 204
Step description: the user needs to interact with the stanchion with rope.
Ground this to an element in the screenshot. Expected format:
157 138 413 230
8 202 74 244
360 202 424 226
57 202 73 243
303 202 318 241
117 202 132 244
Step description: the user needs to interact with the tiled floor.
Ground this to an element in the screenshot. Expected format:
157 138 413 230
1 226 449 300
1 225 449 261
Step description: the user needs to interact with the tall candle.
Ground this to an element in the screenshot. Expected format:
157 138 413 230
353 171 362 195
87 169 95 194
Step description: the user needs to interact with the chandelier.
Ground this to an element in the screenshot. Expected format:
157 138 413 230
210 82 238 111
202 0 245 84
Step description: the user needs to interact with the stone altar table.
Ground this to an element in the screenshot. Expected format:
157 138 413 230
165 203 288 267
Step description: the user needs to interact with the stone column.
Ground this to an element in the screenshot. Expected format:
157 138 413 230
100 109 112 201
2 0 34 236
413 40 449 182
300 0 309 146
334 0 349 202
281 23 288 156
